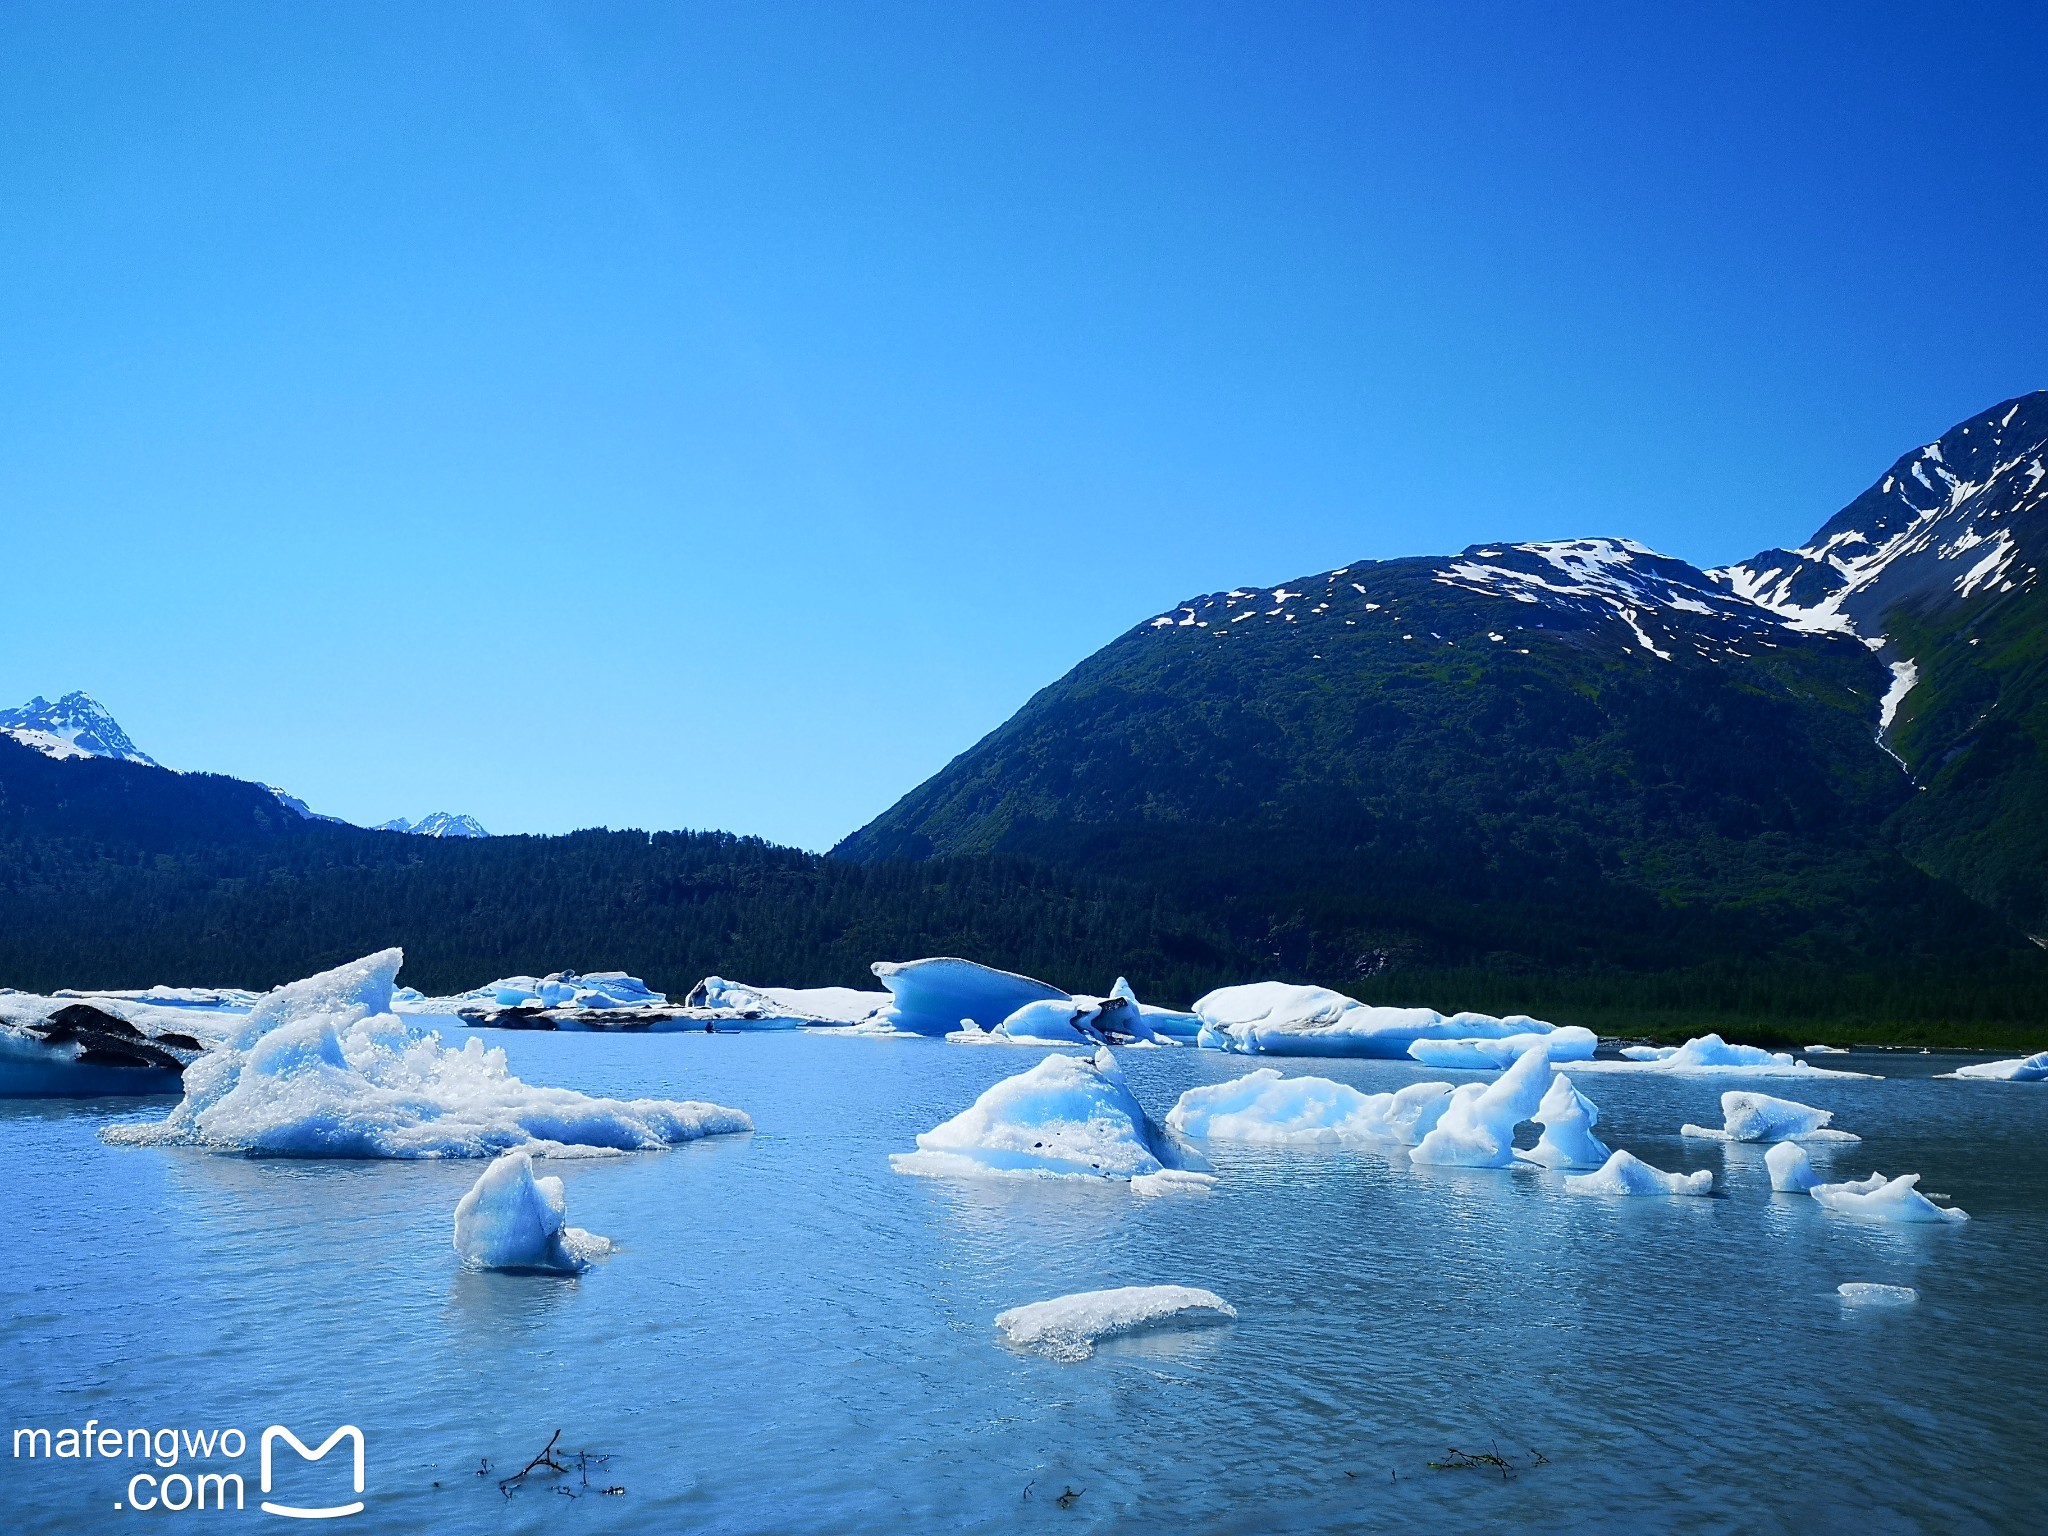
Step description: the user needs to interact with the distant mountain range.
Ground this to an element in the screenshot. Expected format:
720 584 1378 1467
0 693 487 840
1 392 2042 1040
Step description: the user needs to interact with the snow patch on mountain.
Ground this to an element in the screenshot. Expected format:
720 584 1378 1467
376 811 490 838
0 692 158 766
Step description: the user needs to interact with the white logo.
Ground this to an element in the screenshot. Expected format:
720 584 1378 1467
259 1425 365 1520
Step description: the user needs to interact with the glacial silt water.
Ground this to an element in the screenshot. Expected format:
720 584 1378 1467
4 1033 2042 1533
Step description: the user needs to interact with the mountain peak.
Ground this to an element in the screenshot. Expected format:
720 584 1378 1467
376 811 489 838
0 691 158 766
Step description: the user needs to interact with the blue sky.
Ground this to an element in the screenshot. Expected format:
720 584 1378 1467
2 2 2043 848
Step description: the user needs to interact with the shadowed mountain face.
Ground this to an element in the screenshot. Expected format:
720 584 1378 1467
839 396 2048 970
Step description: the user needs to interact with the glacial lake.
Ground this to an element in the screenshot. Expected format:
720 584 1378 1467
5 1032 2044 1534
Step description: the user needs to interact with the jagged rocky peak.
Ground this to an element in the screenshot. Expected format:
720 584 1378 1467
375 811 489 838
1712 391 2047 638
0 691 158 765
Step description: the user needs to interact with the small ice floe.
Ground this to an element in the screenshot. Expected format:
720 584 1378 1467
1810 1172 1968 1224
1410 1045 1554 1168
892 1047 1207 1187
871 957 1068 1036
1166 1069 1455 1148
453 1151 612 1274
1563 1150 1714 1197
1941 1050 2048 1083
406 971 670 1013
1579 1034 1878 1080
102 951 752 1158
1408 1025 1596 1070
1681 1091 1859 1143
0 1002 199 1097
1837 1283 1918 1305
994 1285 1236 1361
1114 977 1202 1042
949 993 1157 1049
684 978 891 1027
1766 1141 1823 1192
1130 1169 1218 1197
1514 1073 1610 1170
1805 1044 1849 1056
1193 982 1567 1060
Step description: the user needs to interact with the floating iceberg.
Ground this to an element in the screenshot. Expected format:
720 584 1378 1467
1193 982 1560 1059
1838 1283 1918 1305
0 1013 188 1097
1410 1045 1554 1168
103 951 752 1158
1515 1073 1610 1169
1114 977 1201 1042
1942 1051 2048 1083
402 971 670 1014
891 1047 1203 1184
1165 1068 1454 1148
994 1285 1236 1361
1681 1091 1859 1143
1130 1169 1218 1196
1805 1044 1849 1056
1810 1172 1967 1224
453 1151 612 1273
685 977 890 1027
871 957 1068 1037
1766 1141 1823 1192
1408 1025 1597 1070
1563 1150 1714 1197
1582 1034 1877 1079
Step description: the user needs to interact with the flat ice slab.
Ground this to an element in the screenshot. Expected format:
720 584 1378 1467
453 1151 612 1273
892 1047 1204 1184
102 950 752 1158
1811 1172 1968 1224
685 978 891 1026
1167 1068 1453 1148
1409 1026 1596 1069
1942 1050 2048 1082
1193 982 1564 1059
1838 1283 1918 1305
1680 1091 1858 1143
1578 1033 1878 1079
1563 1150 1713 1197
995 1285 1236 1361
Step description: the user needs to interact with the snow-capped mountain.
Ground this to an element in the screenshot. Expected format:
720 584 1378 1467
1711 391 2045 639
0 692 158 765
376 812 490 838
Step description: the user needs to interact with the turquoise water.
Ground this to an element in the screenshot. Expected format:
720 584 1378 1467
5 1033 2043 1533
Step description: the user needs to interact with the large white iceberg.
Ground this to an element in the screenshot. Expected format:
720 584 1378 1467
1194 982 1563 1059
103 950 752 1158
1563 1150 1714 1197
871 957 1068 1037
891 1047 1207 1186
1765 1140 1822 1192
994 1285 1236 1361
685 977 891 1027
1811 1172 1968 1224
1942 1050 2048 1083
1514 1073 1610 1169
1582 1034 1877 1079
1166 1069 1454 1147
1410 1045 1555 1168
453 1151 612 1273
1114 978 1201 1041
402 970 669 1014
1408 1025 1597 1070
1680 1091 1859 1143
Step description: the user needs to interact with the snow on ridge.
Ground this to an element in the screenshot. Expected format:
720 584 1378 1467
0 691 158 766
377 811 490 838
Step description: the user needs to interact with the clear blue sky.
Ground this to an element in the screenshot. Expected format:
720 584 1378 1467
2 2 2042 848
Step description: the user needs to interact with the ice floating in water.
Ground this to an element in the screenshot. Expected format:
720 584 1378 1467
994 1285 1236 1361
1942 1050 2048 1082
1130 1169 1218 1197
102 950 752 1158
891 1047 1203 1184
402 971 669 1013
1766 1141 1823 1192
1681 1091 1859 1143
1166 1069 1454 1148
1838 1283 1918 1305
685 978 890 1026
1115 977 1201 1041
1564 1150 1714 1197
1805 1044 1848 1056
1811 1172 1967 1224
871 956 1068 1037
1515 1073 1610 1169
1194 982 1561 1059
1410 1045 1554 1168
1408 1025 1596 1070
453 1151 612 1273
1584 1034 1877 1079
948 992 1155 1048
